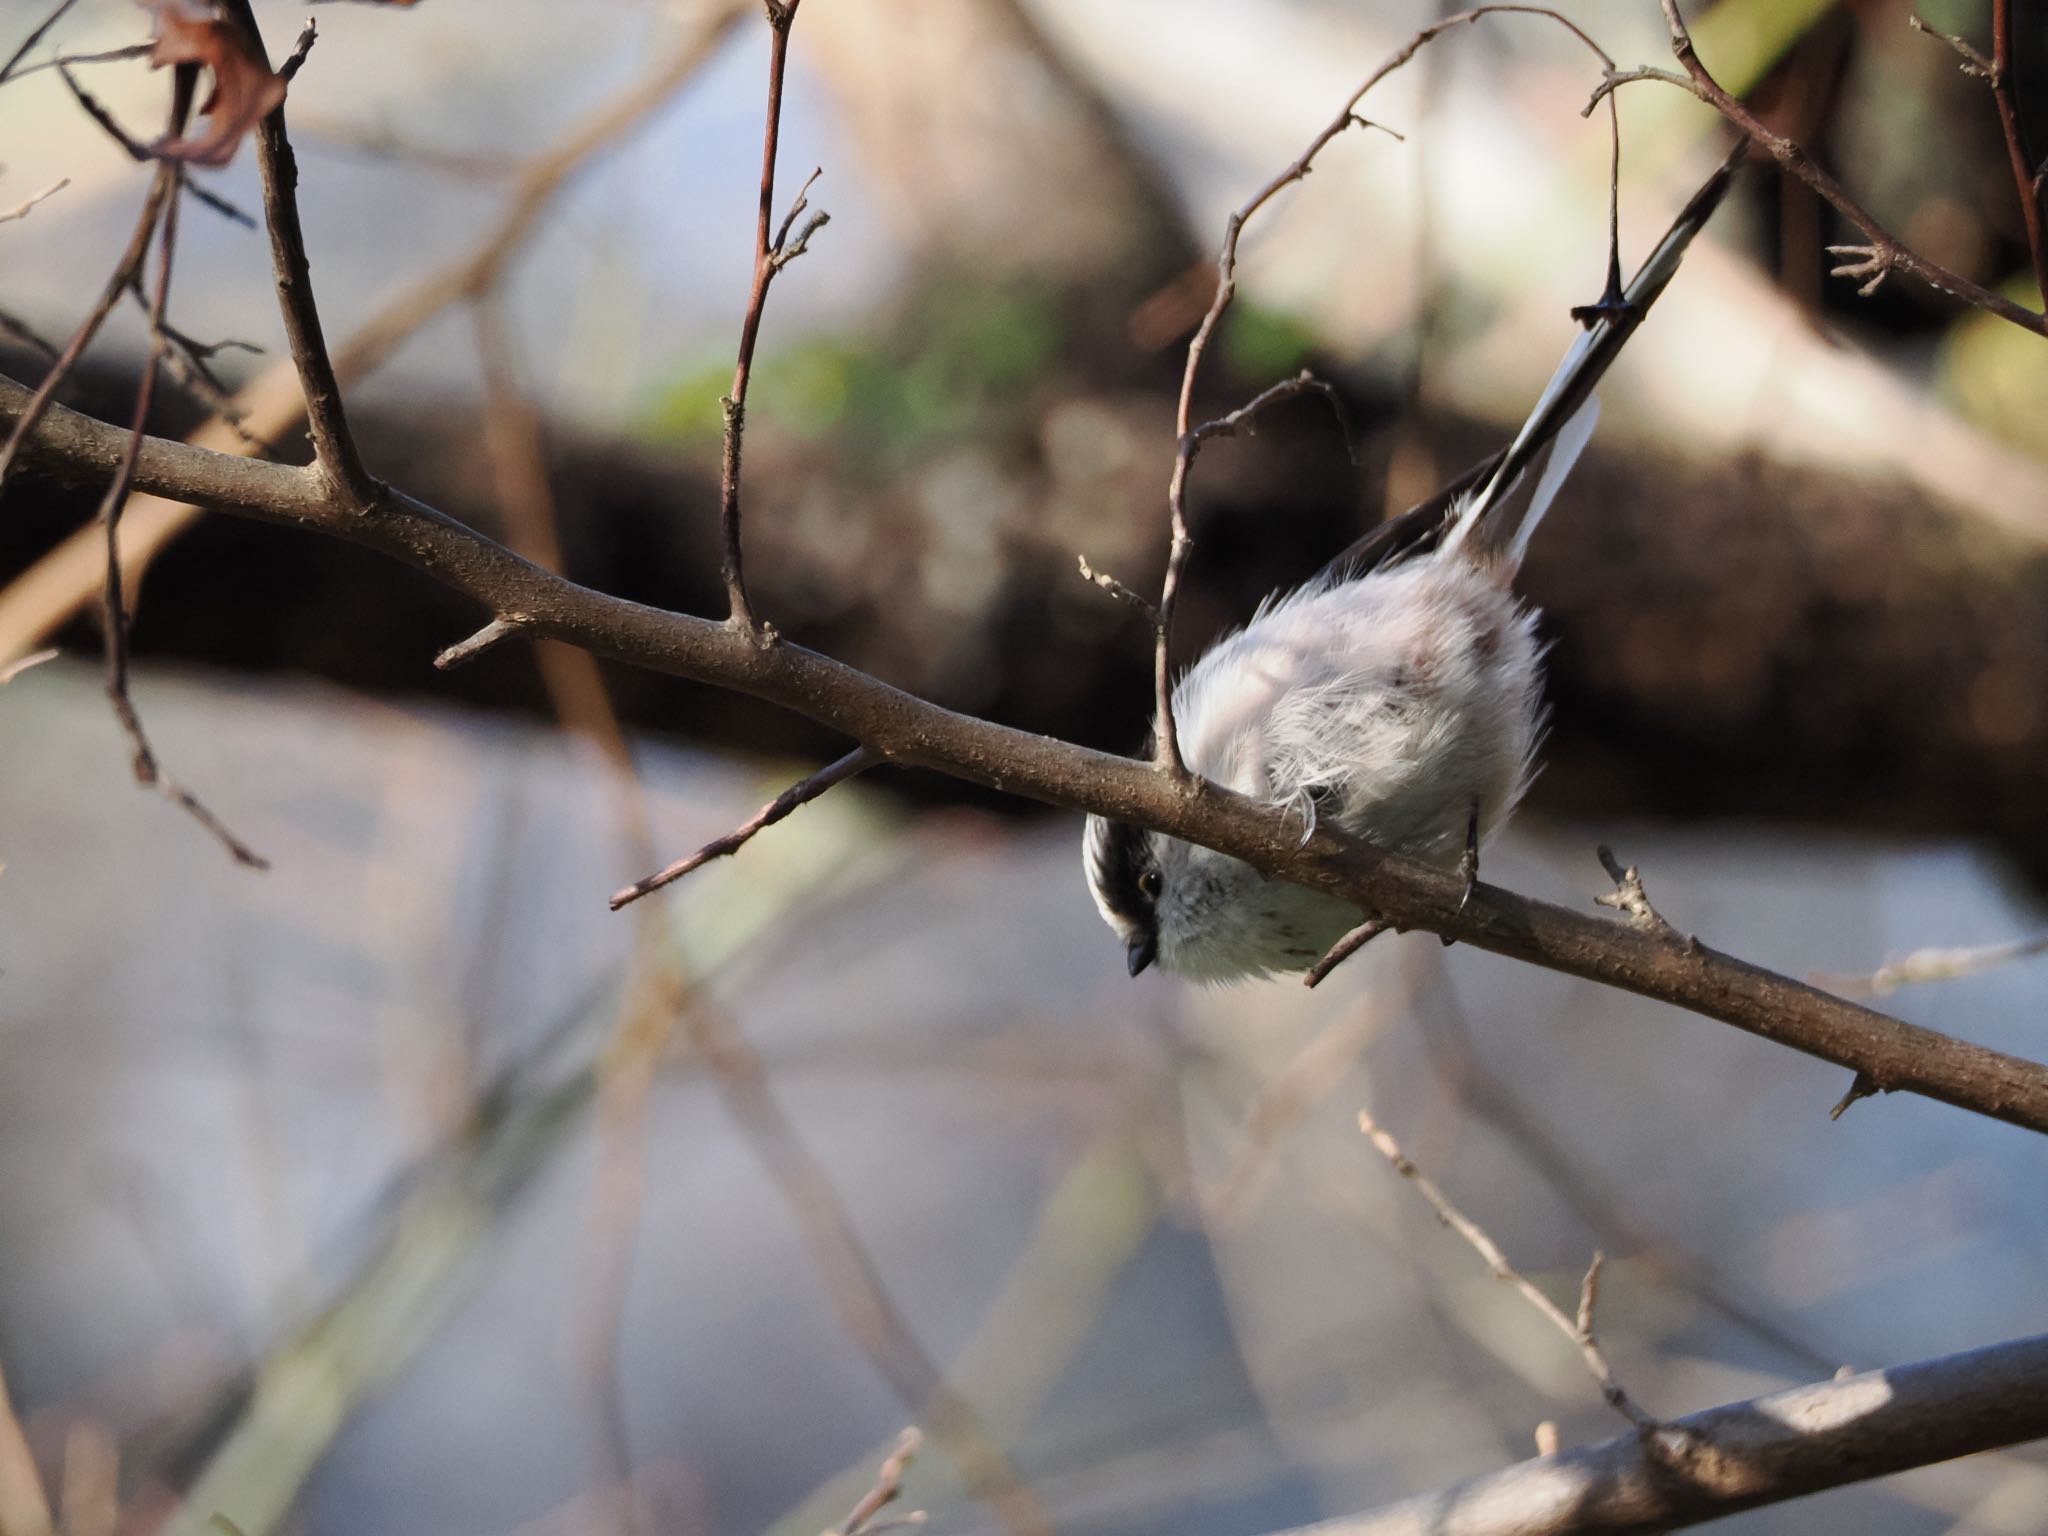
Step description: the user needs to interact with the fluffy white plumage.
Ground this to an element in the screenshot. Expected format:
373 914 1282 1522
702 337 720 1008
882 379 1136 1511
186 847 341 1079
1085 439 1562 983
1083 151 1741 983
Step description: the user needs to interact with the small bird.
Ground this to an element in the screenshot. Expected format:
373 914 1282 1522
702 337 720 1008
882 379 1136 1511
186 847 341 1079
1085 153 1741 982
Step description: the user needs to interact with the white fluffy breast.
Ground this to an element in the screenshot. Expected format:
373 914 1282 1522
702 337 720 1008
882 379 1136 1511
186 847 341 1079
1133 558 1545 980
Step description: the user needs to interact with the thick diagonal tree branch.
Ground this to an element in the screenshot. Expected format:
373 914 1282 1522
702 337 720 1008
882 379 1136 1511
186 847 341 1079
1277 1332 2048 1536
7 372 2048 1136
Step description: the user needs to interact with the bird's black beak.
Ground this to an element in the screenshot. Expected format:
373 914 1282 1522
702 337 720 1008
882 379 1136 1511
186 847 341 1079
1126 934 1157 977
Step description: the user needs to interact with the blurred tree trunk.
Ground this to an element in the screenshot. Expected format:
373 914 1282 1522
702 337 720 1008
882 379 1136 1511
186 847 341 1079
801 0 1198 311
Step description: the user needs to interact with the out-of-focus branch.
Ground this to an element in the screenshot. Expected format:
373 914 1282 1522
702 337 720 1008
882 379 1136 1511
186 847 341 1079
0 1346 54 1536
0 646 55 684
0 170 173 492
832 1429 924 1536
1266 1332 2048 1536
1358 1111 1653 1432
472 290 665 1536
0 179 68 224
0 1 748 668
97 166 267 869
685 998 1052 1536
1814 930 2048 999
28 58 272 866
0 0 80 86
8 372 2048 1138
1411 980 1837 1376
471 299 643 799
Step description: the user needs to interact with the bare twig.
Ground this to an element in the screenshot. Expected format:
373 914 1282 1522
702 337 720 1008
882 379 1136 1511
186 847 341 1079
1908 13 1995 76
1413 981 1839 1374
1186 368 1354 458
277 17 317 83
0 178 68 224
610 746 875 909
1828 1071 1883 1121
98 159 267 869
832 1428 925 1536
1593 845 1678 937
433 616 526 670
1629 0 2048 335
1209 945 1426 1225
0 0 81 87
719 0 821 642
1304 918 1390 988
176 170 257 228
1358 1109 1657 1431
0 167 175 493
1075 554 1160 624
55 60 150 159
1814 930 2048 999
2 43 153 82
1155 4 1619 777
1910 3 2048 311
119 277 264 433
1989 0 2047 309
9 369 2048 1134
767 165 829 274
217 1 380 505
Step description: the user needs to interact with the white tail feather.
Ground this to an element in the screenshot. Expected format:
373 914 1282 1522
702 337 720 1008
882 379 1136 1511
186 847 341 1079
1504 393 1599 569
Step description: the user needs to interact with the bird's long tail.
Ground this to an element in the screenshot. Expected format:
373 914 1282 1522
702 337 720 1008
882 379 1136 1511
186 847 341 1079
1442 140 1747 569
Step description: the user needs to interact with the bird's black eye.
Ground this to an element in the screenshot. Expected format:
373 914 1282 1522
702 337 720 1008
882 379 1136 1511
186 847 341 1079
1140 870 1163 901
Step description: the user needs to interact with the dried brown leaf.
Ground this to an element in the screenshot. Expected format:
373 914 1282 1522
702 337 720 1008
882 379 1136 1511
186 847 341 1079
145 1 285 167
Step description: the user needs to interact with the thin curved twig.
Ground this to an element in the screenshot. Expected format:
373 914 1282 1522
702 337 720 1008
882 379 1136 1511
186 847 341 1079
610 746 875 909
1359 1111 1655 1431
1156 4 1623 776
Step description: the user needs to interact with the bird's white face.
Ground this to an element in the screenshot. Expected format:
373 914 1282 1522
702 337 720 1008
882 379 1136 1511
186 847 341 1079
1083 813 1359 982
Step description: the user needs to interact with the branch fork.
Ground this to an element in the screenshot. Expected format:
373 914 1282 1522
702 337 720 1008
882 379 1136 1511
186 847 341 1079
1594 845 1680 940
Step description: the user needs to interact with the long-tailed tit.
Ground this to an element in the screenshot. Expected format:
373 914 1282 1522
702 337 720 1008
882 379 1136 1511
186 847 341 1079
1085 154 1741 982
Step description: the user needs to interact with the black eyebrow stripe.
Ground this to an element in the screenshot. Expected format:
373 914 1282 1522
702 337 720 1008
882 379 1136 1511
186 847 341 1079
1089 817 1155 928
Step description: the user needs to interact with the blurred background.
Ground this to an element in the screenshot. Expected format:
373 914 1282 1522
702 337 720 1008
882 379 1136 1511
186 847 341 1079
2 1 2047 1533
